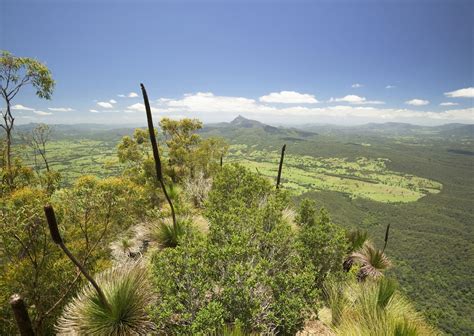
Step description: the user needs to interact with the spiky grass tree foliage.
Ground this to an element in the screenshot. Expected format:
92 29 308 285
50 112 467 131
343 229 368 272
153 217 189 248
350 243 391 282
334 278 439 335
56 262 155 335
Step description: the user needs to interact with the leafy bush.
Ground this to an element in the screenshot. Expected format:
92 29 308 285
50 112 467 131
150 164 319 334
296 199 348 287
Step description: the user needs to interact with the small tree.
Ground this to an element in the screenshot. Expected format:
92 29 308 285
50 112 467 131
0 50 54 188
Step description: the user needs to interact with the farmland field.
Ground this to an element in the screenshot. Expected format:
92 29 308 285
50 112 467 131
227 145 442 202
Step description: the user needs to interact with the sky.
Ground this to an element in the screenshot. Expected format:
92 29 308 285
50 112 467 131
1 0 473 126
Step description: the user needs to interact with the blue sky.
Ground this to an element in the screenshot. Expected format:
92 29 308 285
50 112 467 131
2 0 473 125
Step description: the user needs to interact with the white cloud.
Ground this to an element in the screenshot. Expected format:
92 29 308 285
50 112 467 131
329 95 384 105
351 83 363 88
405 99 429 106
97 102 114 108
89 109 100 113
33 110 52 116
119 92 139 98
126 103 145 112
147 92 473 124
444 87 474 98
385 85 396 89
48 107 74 112
109 99 117 104
259 91 318 104
168 92 270 113
439 102 459 106
12 104 35 111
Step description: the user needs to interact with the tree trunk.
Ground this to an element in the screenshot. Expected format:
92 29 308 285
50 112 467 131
3 100 14 188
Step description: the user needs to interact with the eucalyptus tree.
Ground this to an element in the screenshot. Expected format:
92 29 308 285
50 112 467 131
0 50 54 188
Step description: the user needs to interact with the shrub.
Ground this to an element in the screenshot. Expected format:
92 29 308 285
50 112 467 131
296 199 348 287
150 164 319 334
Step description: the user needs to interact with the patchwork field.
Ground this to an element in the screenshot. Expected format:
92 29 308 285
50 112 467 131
19 139 122 184
227 145 442 203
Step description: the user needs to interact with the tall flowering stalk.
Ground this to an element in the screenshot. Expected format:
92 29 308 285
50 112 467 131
140 83 177 230
43 205 111 311
276 144 286 189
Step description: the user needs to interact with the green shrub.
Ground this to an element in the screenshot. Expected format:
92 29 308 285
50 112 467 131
150 164 319 334
297 199 348 287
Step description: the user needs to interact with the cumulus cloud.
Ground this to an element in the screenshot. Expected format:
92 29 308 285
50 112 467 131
167 92 271 114
109 99 117 104
126 103 146 112
145 92 473 124
351 83 363 88
329 95 384 105
405 99 429 106
12 104 35 111
48 107 75 112
33 111 52 116
259 91 318 104
439 102 459 106
118 92 139 98
444 87 474 98
385 85 396 89
97 101 114 108
89 109 100 113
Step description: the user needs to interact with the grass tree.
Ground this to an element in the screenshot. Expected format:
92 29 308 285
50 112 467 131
343 229 368 272
333 278 439 335
350 243 391 282
56 262 155 335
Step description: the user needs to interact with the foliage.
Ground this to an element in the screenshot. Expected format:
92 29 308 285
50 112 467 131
152 217 189 248
343 229 369 272
160 117 228 182
1 50 55 190
296 199 348 288
333 278 439 335
0 50 55 100
117 128 163 206
160 117 202 182
0 174 147 334
183 170 213 208
150 165 318 335
349 242 391 282
56 262 155 335
0 187 75 334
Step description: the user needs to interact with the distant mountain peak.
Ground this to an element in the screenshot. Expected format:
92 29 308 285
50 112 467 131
231 115 251 123
230 115 263 128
